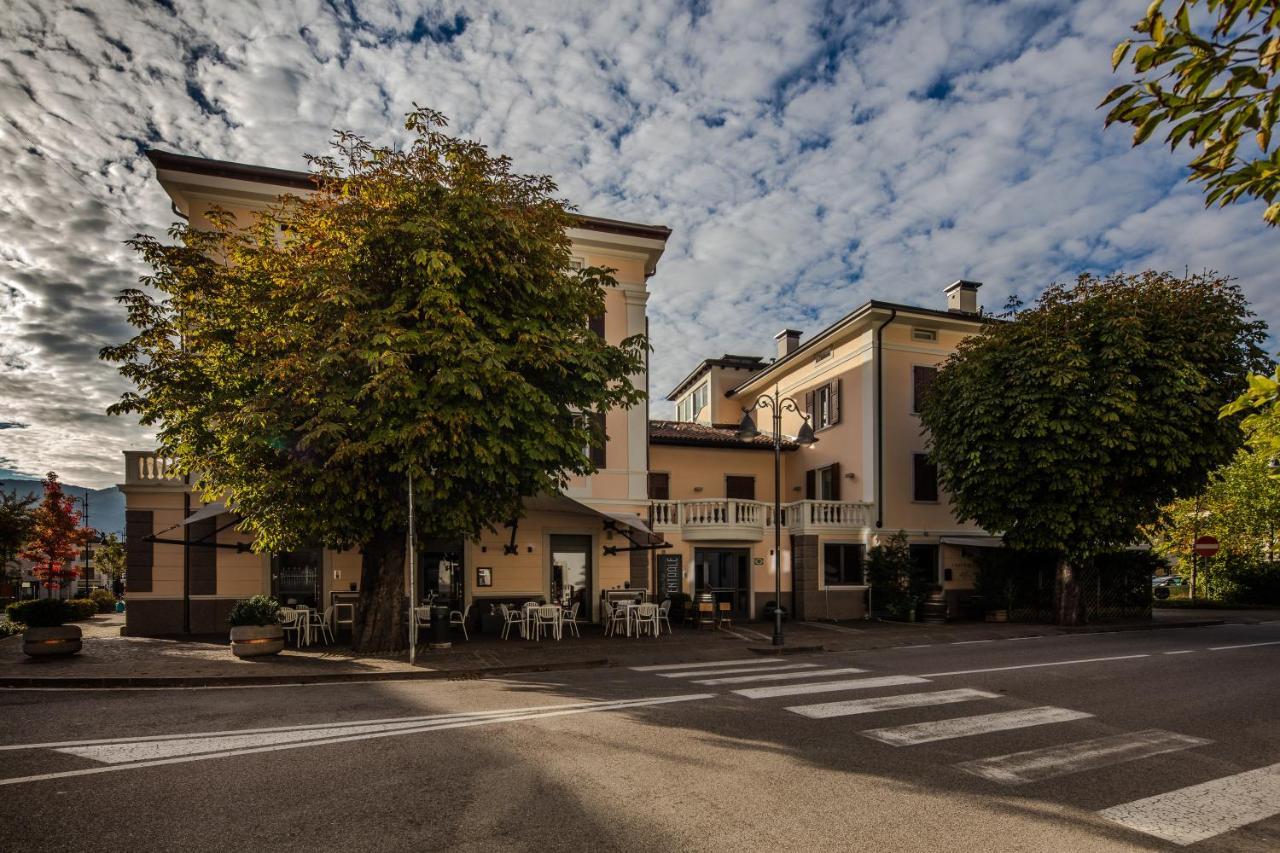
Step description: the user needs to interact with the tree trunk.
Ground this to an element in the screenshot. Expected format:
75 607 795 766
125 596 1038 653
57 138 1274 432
353 527 408 654
1054 558 1085 627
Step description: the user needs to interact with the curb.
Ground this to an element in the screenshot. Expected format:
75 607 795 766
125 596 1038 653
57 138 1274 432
1059 619 1225 634
0 658 611 690
747 644 826 656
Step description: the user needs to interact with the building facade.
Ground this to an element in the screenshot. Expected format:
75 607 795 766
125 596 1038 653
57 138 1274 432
121 150 994 637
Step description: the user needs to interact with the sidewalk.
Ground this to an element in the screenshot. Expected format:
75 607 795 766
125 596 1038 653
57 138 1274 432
0 608 1251 688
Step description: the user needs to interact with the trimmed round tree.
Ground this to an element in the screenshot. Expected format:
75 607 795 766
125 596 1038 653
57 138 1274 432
103 108 646 652
919 271 1269 624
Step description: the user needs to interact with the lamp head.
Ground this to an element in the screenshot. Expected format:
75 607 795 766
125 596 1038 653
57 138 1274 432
796 418 818 447
737 410 760 441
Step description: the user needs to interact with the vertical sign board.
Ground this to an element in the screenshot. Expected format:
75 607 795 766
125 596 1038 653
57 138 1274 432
657 554 683 596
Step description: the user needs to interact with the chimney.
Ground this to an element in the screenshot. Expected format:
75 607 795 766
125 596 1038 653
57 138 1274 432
945 280 981 314
774 329 802 359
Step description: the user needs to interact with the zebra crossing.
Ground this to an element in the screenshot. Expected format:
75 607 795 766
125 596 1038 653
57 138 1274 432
631 657 1280 847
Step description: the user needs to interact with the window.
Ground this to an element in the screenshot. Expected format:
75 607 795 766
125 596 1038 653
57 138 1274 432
824 543 865 586
588 411 607 468
678 381 709 422
909 544 939 587
805 462 841 500
912 453 938 502
725 475 755 500
804 379 841 430
912 365 937 414
912 328 937 342
648 472 670 501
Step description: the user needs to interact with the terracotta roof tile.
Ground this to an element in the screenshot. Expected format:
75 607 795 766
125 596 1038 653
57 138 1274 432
648 419 796 450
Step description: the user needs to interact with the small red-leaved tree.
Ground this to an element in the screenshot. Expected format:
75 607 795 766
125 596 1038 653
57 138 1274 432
20 473 95 591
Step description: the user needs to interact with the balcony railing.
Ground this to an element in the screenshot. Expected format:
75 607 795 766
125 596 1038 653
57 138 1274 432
123 451 185 486
650 498 873 540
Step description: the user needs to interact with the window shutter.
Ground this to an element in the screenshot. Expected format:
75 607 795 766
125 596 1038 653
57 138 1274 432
590 410 607 468
830 379 841 426
648 472 670 501
726 476 755 500
805 469 816 500
125 509 153 593
804 390 814 423
589 313 605 338
829 462 841 501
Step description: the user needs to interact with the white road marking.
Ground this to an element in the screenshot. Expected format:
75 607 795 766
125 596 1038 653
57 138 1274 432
950 640 993 645
1006 635 1043 641
0 694 714 787
694 667 867 685
919 654 1149 678
787 688 999 719
862 706 1092 746
733 675 927 699
1163 650 1195 655
630 659 776 672
1098 762 1280 846
957 729 1211 784
659 662 816 679
1207 640 1280 651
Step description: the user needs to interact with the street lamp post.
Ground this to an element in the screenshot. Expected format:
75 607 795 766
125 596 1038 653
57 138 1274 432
737 382 817 647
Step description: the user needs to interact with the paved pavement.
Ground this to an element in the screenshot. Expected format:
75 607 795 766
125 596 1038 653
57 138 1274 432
1 620 1277 851
4 608 1267 686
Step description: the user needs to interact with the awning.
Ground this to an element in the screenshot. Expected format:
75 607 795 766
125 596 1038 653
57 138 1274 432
522 493 662 546
181 500 230 526
939 535 1005 548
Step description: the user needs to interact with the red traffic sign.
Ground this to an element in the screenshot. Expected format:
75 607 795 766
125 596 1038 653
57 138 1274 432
1192 535 1219 557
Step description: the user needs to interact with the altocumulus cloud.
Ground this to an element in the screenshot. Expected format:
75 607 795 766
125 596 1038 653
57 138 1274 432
2 0 1278 487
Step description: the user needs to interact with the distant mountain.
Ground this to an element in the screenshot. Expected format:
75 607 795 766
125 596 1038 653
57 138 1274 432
0 478 125 538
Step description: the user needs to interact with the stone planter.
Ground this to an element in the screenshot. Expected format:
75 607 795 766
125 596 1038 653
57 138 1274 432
23 625 82 657
230 624 285 658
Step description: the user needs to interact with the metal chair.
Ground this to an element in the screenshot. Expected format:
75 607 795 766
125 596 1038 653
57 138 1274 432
657 599 673 635
634 602 659 637
448 603 471 641
716 601 734 630
562 602 581 638
696 600 715 629
278 607 302 647
498 604 524 640
309 607 334 645
535 605 561 641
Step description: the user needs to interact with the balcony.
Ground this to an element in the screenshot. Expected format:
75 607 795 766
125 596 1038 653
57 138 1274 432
650 498 873 541
122 451 186 489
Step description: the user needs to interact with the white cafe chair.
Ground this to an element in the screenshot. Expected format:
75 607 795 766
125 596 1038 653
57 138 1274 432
657 599 673 636
522 601 540 640
309 607 334 645
278 607 302 647
499 604 524 640
634 603 659 638
536 604 561 641
449 603 471 641
605 601 629 637
562 602 581 638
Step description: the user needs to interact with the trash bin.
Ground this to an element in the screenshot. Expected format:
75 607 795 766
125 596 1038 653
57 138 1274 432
430 604 451 649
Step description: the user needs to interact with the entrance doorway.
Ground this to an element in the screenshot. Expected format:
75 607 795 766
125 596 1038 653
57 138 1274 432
272 547 322 608
694 548 750 618
550 535 593 622
419 538 463 609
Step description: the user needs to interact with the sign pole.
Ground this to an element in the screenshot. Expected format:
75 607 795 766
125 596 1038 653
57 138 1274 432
408 473 416 666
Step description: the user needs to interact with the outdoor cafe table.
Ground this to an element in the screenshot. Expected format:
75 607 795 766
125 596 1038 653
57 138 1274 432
612 601 645 637
524 604 564 639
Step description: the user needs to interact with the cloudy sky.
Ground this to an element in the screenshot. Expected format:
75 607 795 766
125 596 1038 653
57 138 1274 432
2 0 1278 488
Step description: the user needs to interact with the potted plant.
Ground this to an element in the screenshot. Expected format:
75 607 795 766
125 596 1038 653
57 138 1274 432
228 595 284 658
7 598 81 657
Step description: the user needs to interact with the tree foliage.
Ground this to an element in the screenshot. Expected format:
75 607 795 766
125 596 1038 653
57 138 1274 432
19 473 95 591
1104 0 1280 225
95 532 127 583
1153 445 1280 561
0 487 36 582
102 108 646 651
1221 365 1280 461
920 271 1268 621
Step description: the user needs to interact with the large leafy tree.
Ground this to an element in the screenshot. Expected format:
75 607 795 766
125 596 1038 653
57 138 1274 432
920 271 1269 624
1221 366 1280 461
95 532 127 584
1103 0 1280 226
20 473 95 592
0 487 36 584
103 108 646 652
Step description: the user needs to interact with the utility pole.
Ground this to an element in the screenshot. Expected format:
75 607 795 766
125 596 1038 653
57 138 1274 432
78 490 92 594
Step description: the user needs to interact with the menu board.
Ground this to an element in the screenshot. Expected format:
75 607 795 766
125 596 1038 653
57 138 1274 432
657 554 683 596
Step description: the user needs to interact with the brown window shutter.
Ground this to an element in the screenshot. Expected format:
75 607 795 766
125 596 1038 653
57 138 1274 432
804 389 814 427
125 509 154 593
830 379 841 425
648 472 670 501
589 313 605 338
726 475 755 500
589 410 607 468
189 516 218 596
805 469 816 500
829 462 841 501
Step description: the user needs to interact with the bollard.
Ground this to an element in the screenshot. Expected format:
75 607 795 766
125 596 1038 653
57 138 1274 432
430 604 451 649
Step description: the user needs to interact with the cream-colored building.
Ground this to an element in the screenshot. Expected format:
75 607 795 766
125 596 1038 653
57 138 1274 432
121 150 993 637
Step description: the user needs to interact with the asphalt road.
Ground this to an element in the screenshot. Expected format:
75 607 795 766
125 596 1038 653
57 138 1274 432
1 621 1278 852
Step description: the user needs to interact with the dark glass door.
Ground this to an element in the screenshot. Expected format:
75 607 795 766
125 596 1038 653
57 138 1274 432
694 548 750 618
550 535 593 621
419 538 464 609
272 547 322 607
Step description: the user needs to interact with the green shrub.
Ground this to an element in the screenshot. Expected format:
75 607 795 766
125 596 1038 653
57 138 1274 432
88 588 117 613
66 598 98 620
228 595 281 628
0 620 24 638
6 598 72 627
